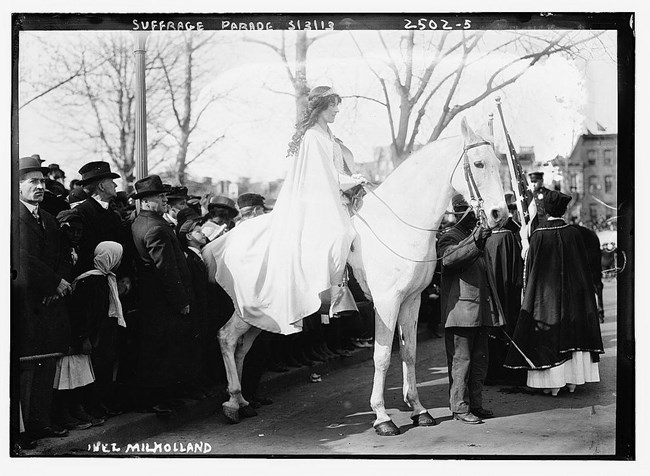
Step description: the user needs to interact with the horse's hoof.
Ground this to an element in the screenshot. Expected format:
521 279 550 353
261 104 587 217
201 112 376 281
222 404 240 424
239 405 258 419
374 420 400 436
411 412 437 427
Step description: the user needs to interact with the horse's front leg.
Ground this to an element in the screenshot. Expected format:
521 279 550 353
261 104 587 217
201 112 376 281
370 298 401 436
218 311 252 423
397 295 436 427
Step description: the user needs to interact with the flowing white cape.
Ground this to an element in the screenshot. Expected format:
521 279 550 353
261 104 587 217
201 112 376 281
202 128 356 334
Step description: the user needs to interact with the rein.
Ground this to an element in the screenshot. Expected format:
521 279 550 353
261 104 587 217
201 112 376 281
352 140 492 263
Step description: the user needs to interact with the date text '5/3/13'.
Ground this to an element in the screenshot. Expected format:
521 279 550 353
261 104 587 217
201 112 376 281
404 18 472 30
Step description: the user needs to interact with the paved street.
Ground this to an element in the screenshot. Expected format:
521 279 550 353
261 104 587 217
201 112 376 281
125 279 617 456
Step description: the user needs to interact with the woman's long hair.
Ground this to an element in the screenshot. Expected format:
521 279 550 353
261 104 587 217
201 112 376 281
286 86 341 157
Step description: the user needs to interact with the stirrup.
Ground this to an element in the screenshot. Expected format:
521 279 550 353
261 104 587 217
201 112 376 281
329 269 358 317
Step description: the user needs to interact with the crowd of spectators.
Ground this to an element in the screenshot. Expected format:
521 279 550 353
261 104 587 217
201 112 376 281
13 157 380 452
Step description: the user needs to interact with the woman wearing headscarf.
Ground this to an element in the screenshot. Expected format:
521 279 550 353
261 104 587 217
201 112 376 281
67 241 126 419
203 85 368 335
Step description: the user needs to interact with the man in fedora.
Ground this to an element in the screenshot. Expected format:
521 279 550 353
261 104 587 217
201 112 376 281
165 186 190 227
74 161 124 274
14 156 72 447
130 175 194 413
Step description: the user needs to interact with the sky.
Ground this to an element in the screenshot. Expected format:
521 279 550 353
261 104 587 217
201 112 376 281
17 26 618 188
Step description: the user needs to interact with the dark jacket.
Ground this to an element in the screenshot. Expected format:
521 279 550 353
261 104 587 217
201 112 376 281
16 203 71 357
532 186 552 229
484 222 523 333
437 219 504 329
75 196 124 274
131 210 193 388
132 210 192 312
571 224 603 291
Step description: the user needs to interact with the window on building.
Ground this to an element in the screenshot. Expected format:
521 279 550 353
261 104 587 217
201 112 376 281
603 149 613 165
587 149 596 166
589 203 598 221
570 173 578 192
604 175 613 193
588 175 599 192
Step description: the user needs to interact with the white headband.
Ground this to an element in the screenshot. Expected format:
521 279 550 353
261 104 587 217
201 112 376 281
312 87 338 99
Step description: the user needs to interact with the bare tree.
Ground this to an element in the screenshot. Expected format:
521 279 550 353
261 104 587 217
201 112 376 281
243 31 336 123
350 30 612 166
19 32 169 188
149 32 231 185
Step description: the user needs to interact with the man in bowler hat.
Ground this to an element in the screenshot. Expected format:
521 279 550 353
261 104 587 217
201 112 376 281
14 156 72 448
130 175 194 413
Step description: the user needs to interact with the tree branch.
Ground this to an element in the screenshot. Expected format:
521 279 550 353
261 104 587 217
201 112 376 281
186 133 226 166
341 94 388 107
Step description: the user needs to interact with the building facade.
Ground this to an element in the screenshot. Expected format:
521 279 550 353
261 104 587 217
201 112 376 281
565 132 617 227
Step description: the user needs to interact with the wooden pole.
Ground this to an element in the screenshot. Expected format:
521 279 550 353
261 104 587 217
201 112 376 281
133 32 150 182
488 113 494 150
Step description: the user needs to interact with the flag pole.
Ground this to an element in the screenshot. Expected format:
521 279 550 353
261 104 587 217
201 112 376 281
495 96 531 259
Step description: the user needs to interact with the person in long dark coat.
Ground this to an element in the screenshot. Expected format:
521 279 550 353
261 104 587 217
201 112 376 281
176 216 210 398
130 175 194 413
504 191 604 396
484 211 526 386
438 194 505 424
15 157 72 446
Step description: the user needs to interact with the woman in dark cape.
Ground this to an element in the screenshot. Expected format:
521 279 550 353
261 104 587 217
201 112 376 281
504 190 604 395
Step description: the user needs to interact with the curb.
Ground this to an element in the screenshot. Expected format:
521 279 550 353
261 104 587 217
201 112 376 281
21 327 434 456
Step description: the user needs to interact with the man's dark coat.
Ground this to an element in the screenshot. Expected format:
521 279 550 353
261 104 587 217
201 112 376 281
437 221 504 329
16 203 71 358
74 197 124 273
131 210 193 389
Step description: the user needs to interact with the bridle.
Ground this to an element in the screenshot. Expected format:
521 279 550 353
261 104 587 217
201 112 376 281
353 140 493 263
450 140 493 227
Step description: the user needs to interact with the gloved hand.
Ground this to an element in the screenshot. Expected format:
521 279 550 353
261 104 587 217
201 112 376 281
472 224 492 249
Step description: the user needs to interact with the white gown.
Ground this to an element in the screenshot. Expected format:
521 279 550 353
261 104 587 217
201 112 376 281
202 126 357 334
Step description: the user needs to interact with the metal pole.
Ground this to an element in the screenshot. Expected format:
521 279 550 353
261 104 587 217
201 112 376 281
133 32 150 182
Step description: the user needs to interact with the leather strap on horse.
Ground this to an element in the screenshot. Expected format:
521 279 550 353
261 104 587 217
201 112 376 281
352 140 493 263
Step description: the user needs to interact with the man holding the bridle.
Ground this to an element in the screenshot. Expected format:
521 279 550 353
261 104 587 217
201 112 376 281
438 194 505 424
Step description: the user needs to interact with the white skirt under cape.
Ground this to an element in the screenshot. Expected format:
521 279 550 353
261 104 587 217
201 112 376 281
527 351 600 389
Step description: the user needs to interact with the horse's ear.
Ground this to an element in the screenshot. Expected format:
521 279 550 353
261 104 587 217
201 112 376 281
460 117 479 143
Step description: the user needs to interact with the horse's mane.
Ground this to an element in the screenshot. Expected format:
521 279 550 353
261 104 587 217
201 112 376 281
376 135 461 191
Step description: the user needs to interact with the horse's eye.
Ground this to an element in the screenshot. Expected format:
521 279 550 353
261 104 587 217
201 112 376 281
473 161 485 168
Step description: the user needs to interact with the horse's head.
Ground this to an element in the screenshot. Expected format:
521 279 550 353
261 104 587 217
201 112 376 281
450 117 508 229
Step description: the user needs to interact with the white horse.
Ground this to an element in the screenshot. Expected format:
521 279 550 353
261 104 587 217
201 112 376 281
205 118 507 435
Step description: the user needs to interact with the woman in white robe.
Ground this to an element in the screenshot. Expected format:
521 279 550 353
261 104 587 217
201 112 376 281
203 86 367 335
